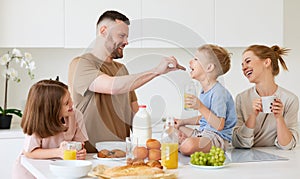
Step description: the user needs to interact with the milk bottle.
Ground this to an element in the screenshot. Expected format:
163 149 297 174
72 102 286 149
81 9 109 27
132 105 152 145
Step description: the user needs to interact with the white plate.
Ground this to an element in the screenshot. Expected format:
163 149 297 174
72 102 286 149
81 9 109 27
188 162 227 169
95 141 126 151
93 154 125 161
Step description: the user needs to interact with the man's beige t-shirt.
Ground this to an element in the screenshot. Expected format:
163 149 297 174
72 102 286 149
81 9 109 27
70 53 137 147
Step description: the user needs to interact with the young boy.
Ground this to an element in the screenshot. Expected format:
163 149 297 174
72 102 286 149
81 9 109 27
175 44 237 155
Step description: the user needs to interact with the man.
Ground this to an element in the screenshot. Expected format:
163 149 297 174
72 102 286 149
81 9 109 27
68 10 184 152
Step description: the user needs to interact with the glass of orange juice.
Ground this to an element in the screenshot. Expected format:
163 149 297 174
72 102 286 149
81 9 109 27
184 81 196 111
63 143 77 160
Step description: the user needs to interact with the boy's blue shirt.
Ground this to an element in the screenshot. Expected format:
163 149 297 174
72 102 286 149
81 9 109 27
199 82 237 141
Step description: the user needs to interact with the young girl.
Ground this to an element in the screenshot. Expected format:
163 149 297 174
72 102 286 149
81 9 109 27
174 44 237 155
232 45 299 149
12 79 88 179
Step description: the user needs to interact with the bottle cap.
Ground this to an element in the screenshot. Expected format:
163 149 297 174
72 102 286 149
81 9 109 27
139 105 147 108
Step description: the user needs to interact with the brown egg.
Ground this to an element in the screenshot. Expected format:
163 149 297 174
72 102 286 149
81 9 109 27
148 149 161 160
146 139 161 150
133 146 148 160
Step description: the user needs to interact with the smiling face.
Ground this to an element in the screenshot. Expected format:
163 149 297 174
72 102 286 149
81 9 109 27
242 50 269 83
104 20 129 59
189 50 208 81
59 90 74 119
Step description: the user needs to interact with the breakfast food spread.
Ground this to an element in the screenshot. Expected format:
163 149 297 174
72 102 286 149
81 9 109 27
97 149 126 158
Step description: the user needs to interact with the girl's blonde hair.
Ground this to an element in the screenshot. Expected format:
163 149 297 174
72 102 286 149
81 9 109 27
243 45 289 76
21 80 69 138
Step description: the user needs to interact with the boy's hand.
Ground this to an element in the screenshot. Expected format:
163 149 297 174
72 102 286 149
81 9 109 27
174 118 183 129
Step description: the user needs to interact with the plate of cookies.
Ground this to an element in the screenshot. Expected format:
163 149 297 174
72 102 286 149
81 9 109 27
94 141 126 160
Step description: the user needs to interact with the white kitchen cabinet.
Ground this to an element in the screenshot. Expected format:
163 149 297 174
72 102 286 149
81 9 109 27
141 0 215 48
215 0 283 47
0 0 64 48
64 0 142 48
0 129 24 179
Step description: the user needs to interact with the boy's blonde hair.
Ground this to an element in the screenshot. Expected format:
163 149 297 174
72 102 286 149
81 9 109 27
198 44 231 77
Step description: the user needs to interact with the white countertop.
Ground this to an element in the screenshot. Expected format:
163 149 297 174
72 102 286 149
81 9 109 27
21 146 300 179
0 124 24 139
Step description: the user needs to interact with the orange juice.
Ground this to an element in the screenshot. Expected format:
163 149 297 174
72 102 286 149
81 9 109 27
63 149 76 160
184 93 190 110
161 143 178 169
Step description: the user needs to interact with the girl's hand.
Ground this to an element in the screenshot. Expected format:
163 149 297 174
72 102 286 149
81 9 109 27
252 98 262 116
76 148 87 160
272 98 284 119
59 141 68 159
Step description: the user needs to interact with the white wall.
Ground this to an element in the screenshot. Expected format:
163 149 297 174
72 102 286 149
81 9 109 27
0 0 299 126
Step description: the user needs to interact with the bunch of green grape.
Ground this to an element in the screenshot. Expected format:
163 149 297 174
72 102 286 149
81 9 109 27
190 146 226 166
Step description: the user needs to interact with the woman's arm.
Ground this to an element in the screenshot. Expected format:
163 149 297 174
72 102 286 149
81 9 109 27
273 97 299 149
231 94 255 148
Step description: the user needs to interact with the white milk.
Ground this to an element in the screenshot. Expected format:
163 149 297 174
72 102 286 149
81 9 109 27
132 105 152 146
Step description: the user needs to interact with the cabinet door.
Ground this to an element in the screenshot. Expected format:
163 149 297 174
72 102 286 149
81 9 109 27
141 0 214 48
0 0 64 47
0 138 24 179
65 0 142 48
215 0 283 47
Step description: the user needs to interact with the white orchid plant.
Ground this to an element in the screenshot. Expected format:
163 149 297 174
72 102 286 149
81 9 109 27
0 48 35 117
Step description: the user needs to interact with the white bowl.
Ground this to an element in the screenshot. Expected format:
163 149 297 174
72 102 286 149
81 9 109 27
95 141 126 151
49 160 92 178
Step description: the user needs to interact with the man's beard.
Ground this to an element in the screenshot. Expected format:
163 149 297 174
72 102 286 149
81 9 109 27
111 46 123 59
106 34 124 59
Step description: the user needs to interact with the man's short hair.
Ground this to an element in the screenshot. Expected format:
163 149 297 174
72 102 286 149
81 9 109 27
97 10 130 26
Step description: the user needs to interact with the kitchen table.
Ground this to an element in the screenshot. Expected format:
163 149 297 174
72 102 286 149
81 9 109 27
21 146 300 179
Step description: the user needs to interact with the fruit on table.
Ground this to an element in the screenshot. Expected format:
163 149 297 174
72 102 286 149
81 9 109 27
190 146 226 166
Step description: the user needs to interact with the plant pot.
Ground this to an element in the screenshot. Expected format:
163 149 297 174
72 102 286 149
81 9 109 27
0 115 12 129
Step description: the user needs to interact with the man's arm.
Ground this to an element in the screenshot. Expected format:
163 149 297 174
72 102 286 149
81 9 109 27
89 57 183 94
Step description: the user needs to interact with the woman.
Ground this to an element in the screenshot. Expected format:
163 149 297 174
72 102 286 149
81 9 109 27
232 45 299 150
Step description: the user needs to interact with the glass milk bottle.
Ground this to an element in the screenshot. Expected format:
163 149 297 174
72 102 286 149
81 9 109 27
132 105 152 145
161 116 178 169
